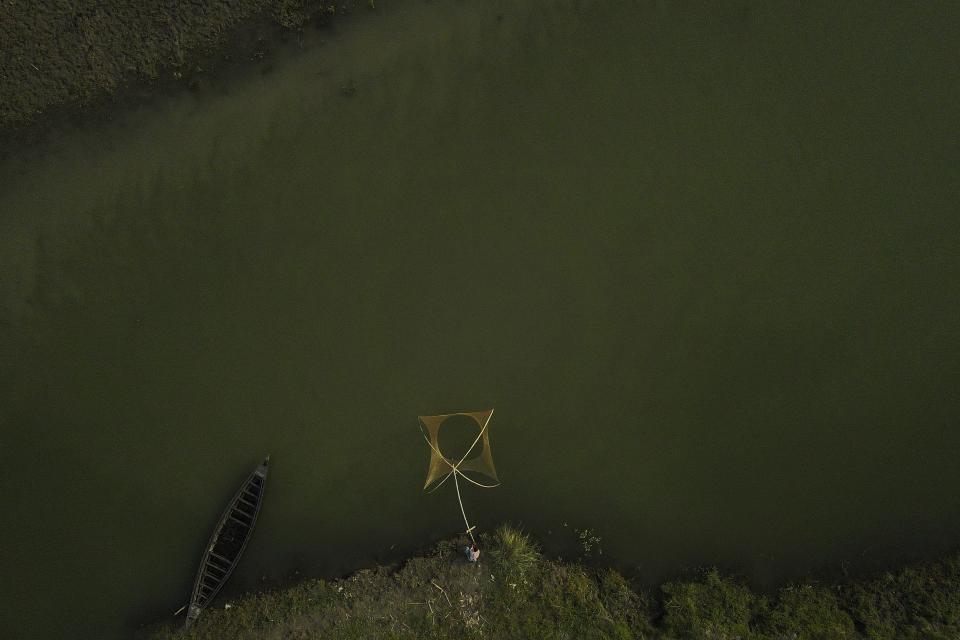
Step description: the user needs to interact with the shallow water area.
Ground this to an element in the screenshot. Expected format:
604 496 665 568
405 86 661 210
2 1 960 638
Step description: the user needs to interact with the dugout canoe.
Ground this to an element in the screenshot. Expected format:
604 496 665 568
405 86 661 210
184 456 269 628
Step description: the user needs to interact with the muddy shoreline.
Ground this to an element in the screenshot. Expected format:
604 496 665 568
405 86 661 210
0 0 376 158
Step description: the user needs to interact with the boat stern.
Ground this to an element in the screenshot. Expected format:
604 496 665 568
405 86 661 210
184 603 203 628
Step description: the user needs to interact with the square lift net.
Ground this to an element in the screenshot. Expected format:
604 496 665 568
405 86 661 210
420 409 499 544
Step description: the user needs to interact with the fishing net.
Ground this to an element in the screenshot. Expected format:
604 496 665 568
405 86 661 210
420 409 499 490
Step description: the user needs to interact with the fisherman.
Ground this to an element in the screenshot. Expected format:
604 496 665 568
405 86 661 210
464 542 480 562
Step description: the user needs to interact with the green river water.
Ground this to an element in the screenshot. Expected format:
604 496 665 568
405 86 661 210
1 2 959 637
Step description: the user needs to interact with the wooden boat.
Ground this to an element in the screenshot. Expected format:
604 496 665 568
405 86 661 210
185 456 269 628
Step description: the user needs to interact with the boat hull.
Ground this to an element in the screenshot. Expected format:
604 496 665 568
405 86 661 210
184 456 269 628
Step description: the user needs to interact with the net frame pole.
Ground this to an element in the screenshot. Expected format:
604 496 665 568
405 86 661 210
454 409 494 468
453 471 477 544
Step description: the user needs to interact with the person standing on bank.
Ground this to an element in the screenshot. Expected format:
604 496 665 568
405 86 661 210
465 543 480 562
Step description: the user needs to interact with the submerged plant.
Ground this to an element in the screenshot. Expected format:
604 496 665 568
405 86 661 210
576 527 602 558
275 0 311 28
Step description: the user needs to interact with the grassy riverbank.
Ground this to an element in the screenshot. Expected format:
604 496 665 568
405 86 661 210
0 0 367 138
145 525 960 639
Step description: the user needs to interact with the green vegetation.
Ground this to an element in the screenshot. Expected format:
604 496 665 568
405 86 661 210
487 524 539 588
0 0 367 135
842 553 960 639
762 584 856 639
661 568 761 639
144 525 960 639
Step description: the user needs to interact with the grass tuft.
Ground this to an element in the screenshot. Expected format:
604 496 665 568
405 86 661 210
488 524 540 586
